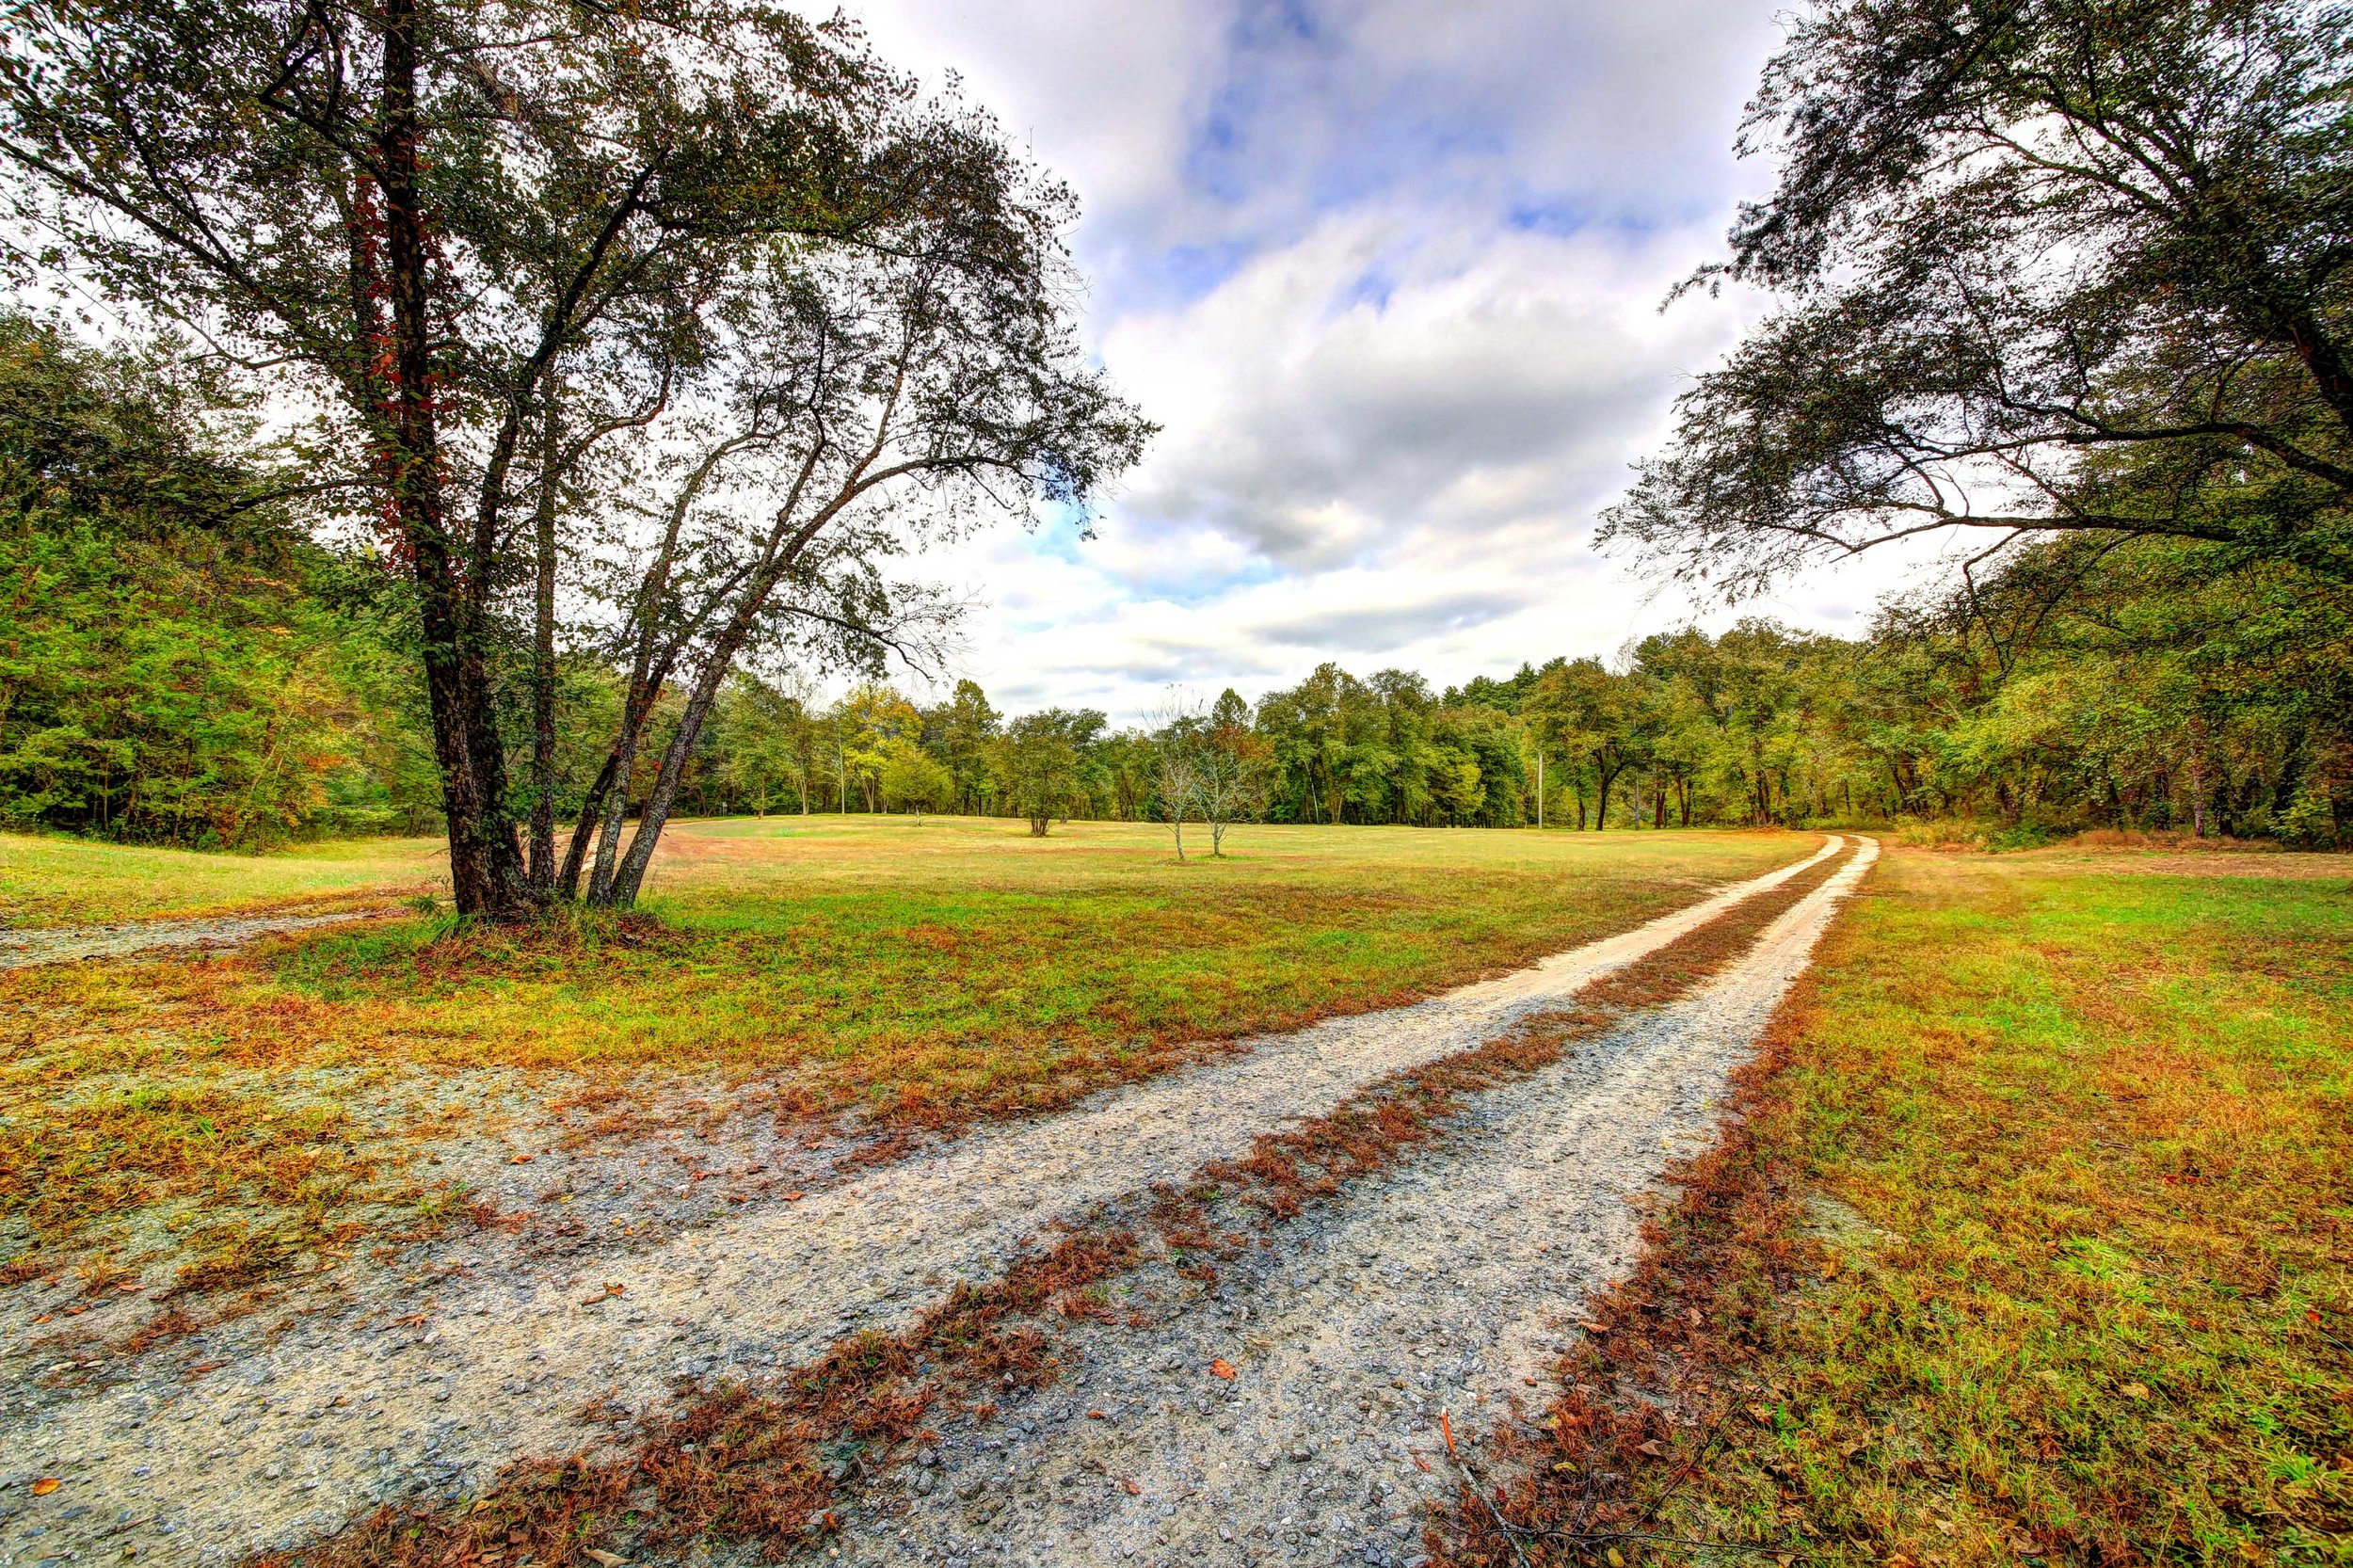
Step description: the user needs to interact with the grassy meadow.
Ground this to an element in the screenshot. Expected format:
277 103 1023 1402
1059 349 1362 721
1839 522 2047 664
0 816 1809 1292
1581 846 2353 1561
0 830 448 927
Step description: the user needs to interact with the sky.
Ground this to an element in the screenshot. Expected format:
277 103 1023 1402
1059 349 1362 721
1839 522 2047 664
832 0 1936 721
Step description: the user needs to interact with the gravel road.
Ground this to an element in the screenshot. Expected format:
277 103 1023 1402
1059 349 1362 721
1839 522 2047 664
838 837 1878 1568
0 839 1849 1565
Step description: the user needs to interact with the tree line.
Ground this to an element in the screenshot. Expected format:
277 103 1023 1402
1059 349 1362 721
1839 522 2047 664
2 290 2344 855
1 0 2346 881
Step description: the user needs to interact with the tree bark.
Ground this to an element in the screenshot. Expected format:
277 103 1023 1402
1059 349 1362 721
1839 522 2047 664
380 0 527 917
609 653 732 905
527 392 561 895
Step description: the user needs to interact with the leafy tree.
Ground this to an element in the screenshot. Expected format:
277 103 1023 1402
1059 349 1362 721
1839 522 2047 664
878 739 951 816
0 0 1146 913
1607 0 2353 596
710 675 803 816
831 683 921 814
997 710 1086 837
1194 689 1270 856
573 139 1149 904
931 680 1001 814
1529 660 1638 829
0 312 407 845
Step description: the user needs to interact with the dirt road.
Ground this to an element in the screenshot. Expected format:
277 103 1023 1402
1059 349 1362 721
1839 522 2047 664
0 838 1868 1565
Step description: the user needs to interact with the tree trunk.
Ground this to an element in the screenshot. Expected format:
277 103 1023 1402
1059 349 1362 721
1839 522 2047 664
584 699 655 904
555 749 617 900
608 657 731 907
527 392 561 895
380 0 527 918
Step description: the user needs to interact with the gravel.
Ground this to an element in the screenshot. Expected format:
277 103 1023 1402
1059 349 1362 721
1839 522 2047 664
832 838 1879 1568
0 839 1849 1565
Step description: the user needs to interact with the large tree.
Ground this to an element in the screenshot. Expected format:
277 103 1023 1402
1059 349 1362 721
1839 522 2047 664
1606 0 2353 597
0 0 959 913
569 188 1150 906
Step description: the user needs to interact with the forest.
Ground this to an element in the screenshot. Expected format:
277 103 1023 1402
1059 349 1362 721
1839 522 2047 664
6 307 2345 851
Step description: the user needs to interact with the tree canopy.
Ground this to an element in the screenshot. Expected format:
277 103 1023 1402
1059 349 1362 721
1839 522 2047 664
1605 0 2353 594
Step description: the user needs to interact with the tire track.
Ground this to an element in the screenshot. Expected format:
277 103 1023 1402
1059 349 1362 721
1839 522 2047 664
0 840 1838 1564
853 839 1879 1568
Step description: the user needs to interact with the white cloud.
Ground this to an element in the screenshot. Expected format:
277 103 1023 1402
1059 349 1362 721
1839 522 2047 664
821 0 1956 723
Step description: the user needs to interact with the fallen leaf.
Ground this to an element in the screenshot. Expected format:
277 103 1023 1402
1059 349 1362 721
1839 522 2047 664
472 1500 495 1514
29 1313 50 1324
1522 1376 1538 1386
1439 1410 1458 1459
2121 1382 2151 1400
784 1191 807 1202
32 1478 59 1496
1209 1358 1237 1380
509 1154 536 1165
1607 1550 1625 1568
1122 1479 1141 1496
584 1551 628 1567
1637 1439 1667 1458
394 1313 429 1328
187 1361 226 1377
1747 1405 1771 1424
1085 1409 1109 1419
117 1282 142 1293
1577 1320 1609 1334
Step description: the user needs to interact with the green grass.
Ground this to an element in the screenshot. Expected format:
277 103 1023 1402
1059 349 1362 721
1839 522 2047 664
0 830 447 926
1659 848 2353 1561
101 817 1809 1096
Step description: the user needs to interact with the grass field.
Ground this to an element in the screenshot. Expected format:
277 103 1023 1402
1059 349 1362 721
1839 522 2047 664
0 815 1808 1294
1490 845 2353 1564
0 830 447 926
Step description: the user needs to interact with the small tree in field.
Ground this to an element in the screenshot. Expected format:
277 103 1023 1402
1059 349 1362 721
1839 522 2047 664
1150 696 1205 861
1195 688 1268 856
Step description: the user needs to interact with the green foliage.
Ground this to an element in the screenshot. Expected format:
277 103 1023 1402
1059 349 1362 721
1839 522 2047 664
0 313 424 847
996 710 1095 835
1609 0 2353 594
